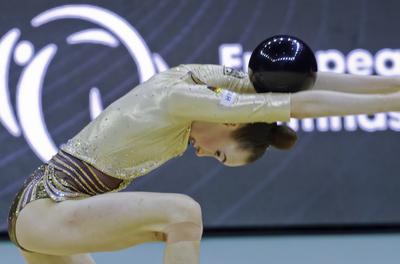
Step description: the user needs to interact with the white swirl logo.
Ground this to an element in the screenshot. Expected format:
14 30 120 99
0 4 168 162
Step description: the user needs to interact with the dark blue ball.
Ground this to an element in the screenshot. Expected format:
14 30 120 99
248 35 318 93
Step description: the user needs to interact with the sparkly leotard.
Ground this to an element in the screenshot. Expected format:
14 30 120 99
8 64 291 251
8 150 126 251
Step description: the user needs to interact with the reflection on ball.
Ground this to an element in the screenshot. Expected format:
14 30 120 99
248 35 318 93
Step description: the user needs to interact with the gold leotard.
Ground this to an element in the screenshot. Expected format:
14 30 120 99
8 150 125 251
60 64 290 180
8 64 291 250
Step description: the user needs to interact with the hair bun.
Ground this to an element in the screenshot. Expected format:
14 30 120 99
268 124 297 149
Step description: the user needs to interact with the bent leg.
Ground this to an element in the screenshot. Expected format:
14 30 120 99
163 221 202 264
15 192 202 261
164 241 200 264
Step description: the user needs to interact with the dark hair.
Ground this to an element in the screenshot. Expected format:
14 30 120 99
232 122 297 163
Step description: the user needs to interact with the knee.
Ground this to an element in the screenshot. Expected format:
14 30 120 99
163 194 203 242
169 194 202 225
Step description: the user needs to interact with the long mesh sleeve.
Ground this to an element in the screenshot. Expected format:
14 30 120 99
167 81 291 123
181 64 257 94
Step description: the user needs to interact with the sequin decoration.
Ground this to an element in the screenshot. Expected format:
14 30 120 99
60 124 191 181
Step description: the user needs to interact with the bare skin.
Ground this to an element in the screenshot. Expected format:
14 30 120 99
189 122 249 167
189 73 400 165
16 192 202 263
14 71 400 264
189 88 400 165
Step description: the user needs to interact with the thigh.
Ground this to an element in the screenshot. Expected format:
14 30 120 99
21 250 95 264
16 192 199 255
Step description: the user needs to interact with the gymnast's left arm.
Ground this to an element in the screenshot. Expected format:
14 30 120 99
312 72 400 94
166 83 290 123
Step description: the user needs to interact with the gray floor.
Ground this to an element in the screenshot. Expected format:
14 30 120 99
2 234 400 264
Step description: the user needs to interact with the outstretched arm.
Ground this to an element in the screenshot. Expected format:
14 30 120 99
167 80 400 123
167 83 290 123
312 72 400 94
291 90 400 119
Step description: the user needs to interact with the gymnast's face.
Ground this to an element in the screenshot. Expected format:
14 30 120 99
189 122 250 167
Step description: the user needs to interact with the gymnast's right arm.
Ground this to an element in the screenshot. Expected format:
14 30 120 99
312 71 400 94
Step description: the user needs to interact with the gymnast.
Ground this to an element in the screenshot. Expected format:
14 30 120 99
8 36 400 264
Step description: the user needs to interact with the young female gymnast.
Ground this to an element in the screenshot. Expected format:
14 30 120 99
8 62 400 263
